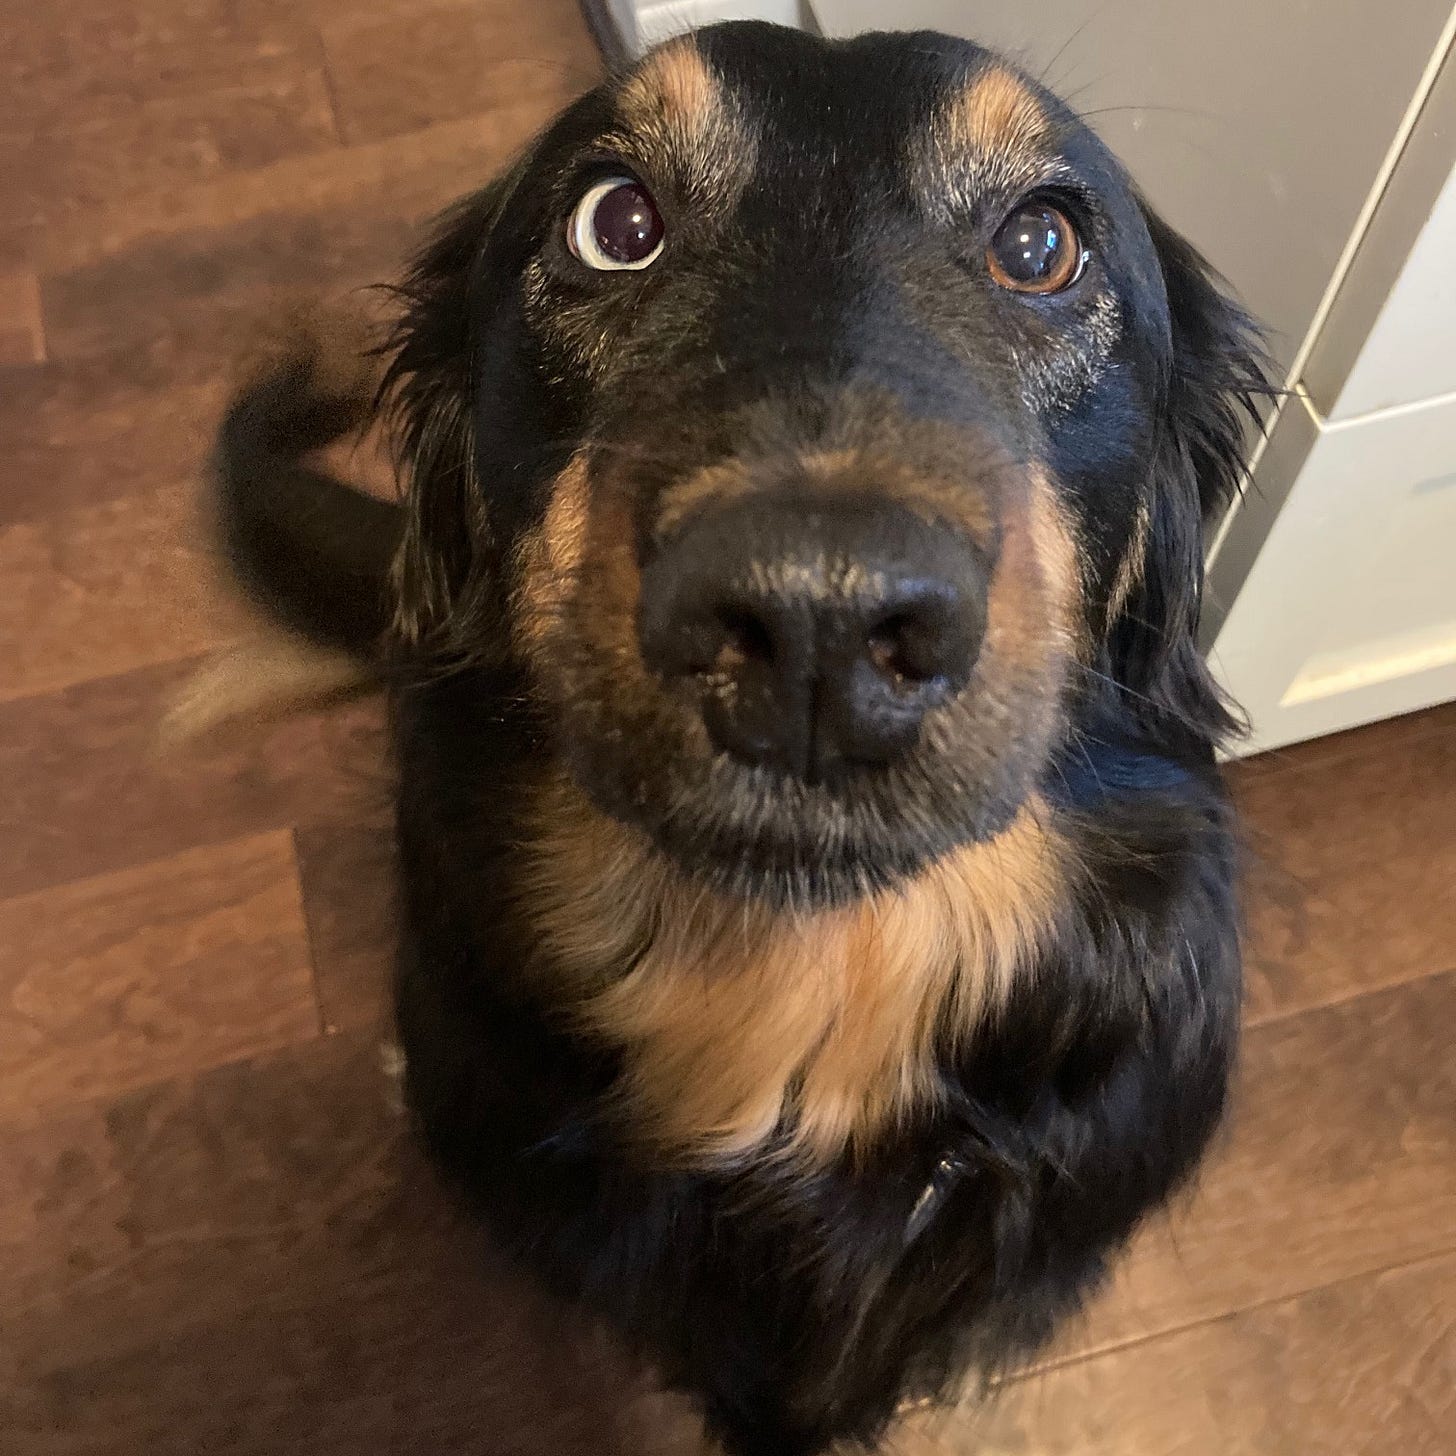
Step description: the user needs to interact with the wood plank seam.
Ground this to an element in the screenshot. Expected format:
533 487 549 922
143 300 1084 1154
1020 1244 1456 1384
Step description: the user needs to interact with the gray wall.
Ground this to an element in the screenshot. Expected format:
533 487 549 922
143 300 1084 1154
812 1 1454 372
608 0 638 51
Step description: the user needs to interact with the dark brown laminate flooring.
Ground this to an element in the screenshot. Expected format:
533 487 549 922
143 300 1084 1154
2 6 1452 1451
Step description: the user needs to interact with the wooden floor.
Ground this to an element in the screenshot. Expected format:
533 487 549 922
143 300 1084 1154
2 4 1453 1452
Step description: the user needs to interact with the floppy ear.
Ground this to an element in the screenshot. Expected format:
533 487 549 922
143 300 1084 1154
381 142 555 663
1111 206 1273 748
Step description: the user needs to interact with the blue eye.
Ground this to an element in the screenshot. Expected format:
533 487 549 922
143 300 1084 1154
568 177 665 271
987 204 1086 294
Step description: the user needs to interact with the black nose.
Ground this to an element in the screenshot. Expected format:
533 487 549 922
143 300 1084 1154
638 497 988 781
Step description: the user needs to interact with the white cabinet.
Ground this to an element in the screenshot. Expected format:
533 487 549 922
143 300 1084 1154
1210 389 1456 753
1207 131 1456 753
1327 169 1456 420
624 1 810 48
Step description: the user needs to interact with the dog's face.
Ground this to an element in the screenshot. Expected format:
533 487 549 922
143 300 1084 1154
388 23 1264 905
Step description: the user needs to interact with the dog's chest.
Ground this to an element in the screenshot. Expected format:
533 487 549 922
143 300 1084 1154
523 780 1064 1172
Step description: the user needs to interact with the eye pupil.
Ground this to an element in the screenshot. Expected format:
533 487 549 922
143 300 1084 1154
988 205 1082 293
593 182 662 262
570 178 665 271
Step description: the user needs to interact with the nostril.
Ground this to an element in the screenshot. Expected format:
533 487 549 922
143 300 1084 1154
695 601 803 772
864 596 968 691
713 607 777 675
866 614 939 688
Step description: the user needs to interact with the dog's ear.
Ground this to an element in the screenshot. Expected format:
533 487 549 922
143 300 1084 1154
1111 204 1273 748
381 143 553 662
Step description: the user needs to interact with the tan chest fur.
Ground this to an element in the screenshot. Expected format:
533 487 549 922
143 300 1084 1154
521 781 1067 1169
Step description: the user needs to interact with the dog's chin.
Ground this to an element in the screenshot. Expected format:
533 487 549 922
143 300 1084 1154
649 816 923 910
578 753 1034 912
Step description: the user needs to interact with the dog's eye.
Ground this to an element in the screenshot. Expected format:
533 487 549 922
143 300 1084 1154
567 177 665 271
987 204 1085 294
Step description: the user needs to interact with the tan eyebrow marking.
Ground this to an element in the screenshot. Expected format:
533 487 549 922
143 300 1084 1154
616 36 757 209
919 62 1060 216
622 36 721 128
949 64 1050 158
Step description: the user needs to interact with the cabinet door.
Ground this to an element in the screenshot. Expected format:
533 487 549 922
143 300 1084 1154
1325 164 1456 419
1209 391 1456 754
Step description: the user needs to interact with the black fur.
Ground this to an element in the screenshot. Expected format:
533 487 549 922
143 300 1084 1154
387 687 1241 1456
212 24 1270 1455
212 351 402 655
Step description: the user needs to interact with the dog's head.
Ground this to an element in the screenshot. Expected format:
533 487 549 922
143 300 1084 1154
386 23 1267 907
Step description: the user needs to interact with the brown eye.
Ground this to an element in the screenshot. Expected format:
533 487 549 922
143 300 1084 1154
568 177 665 271
987 203 1085 294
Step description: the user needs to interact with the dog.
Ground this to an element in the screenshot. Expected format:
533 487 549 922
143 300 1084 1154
208 22 1269 1455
